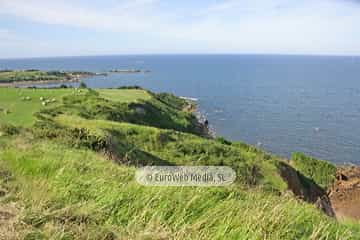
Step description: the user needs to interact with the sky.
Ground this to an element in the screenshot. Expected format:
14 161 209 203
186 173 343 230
0 0 360 58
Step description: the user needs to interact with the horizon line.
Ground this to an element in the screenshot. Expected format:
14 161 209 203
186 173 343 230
1 52 360 61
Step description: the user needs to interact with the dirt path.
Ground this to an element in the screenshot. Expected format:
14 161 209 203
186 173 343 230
329 167 360 221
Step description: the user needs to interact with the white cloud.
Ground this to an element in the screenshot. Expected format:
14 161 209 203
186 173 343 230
0 0 360 56
0 0 169 32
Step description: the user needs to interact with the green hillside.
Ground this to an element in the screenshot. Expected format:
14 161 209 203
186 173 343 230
0 87 359 239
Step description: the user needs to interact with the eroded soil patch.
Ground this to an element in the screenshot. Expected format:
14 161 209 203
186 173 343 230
329 167 360 221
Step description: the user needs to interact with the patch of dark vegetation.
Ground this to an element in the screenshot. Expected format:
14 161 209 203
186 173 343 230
79 81 87 89
117 85 143 90
23 231 46 240
215 137 232 145
0 69 13 73
59 84 69 88
114 141 172 166
291 152 337 189
33 121 109 152
0 170 13 183
0 124 20 136
152 92 189 110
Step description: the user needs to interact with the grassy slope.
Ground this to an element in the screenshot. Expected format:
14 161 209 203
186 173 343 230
0 87 359 239
54 114 287 191
1 140 358 240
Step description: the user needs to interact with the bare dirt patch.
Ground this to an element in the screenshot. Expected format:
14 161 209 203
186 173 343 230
329 166 360 221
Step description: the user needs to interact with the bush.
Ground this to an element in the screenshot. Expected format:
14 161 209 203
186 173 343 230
117 85 143 90
216 137 232 145
79 82 88 89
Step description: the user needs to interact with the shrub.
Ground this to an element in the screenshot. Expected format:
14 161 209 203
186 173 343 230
117 85 143 90
216 137 232 145
79 82 88 89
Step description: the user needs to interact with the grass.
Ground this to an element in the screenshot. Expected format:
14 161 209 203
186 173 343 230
98 89 151 103
0 88 72 126
0 70 65 83
1 140 359 239
291 152 337 189
0 87 359 239
0 88 152 127
53 114 288 191
38 88 202 135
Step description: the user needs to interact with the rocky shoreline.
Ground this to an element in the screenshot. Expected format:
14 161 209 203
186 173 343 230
181 96 215 138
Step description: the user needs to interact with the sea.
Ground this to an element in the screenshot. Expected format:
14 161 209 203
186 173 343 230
1 54 360 165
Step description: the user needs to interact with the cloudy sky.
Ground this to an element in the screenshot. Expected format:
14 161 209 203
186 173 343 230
0 0 359 58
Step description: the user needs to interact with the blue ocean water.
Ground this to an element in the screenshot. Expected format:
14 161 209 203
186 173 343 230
1 54 360 165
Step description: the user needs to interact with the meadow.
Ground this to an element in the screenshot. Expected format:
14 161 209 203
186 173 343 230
0 88 72 126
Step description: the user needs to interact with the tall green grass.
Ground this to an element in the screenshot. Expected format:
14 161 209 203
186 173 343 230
1 140 358 239
291 152 337 189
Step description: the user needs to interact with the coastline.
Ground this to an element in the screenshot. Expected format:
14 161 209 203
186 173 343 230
182 95 360 221
0 78 80 87
181 96 216 138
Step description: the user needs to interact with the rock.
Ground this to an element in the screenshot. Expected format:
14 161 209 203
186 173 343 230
315 196 336 218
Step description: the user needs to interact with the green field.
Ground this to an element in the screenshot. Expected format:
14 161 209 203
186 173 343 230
98 89 151 102
0 88 152 127
0 87 359 239
0 88 72 126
